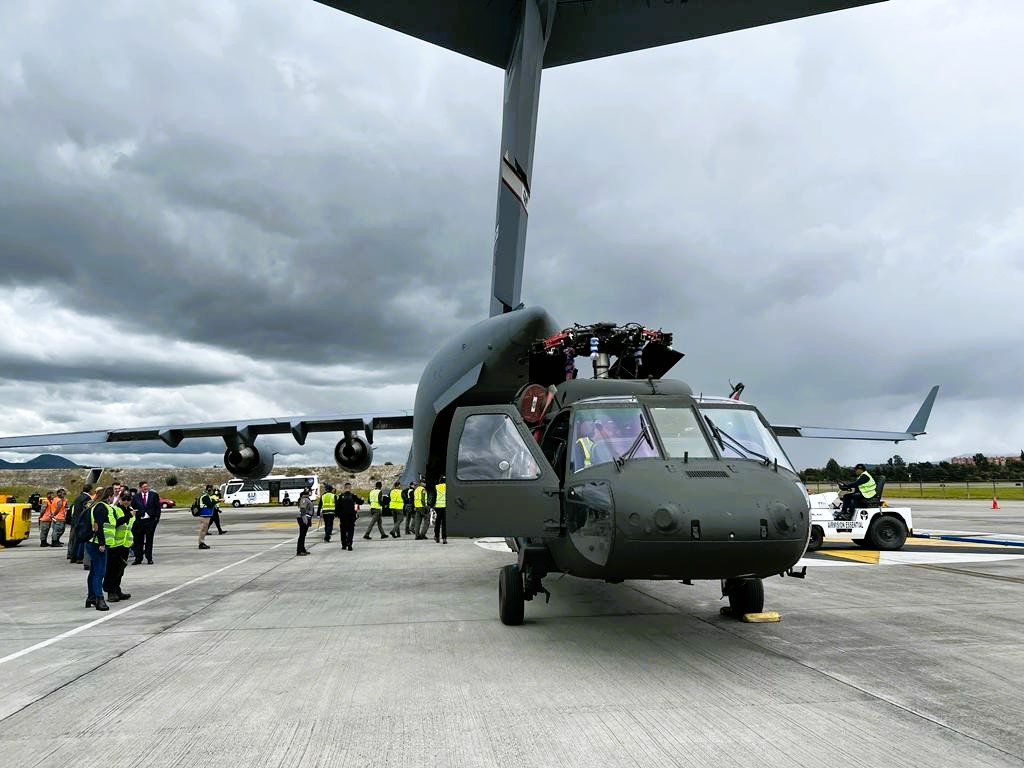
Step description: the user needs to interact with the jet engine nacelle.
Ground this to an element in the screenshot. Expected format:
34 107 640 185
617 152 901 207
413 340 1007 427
334 435 372 473
223 444 274 480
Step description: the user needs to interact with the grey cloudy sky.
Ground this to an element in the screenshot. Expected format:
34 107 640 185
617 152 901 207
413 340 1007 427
1 0 1022 472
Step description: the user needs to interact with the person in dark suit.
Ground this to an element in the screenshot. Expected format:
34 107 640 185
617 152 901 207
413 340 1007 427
131 480 162 564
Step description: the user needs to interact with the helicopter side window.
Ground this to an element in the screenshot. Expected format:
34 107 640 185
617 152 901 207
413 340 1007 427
570 406 659 473
648 407 714 458
457 414 541 481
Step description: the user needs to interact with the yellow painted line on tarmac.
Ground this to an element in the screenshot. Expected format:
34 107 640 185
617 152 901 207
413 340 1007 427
819 549 881 564
260 522 298 529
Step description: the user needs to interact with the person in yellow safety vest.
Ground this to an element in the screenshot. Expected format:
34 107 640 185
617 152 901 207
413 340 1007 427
362 481 388 540
572 419 608 472
85 486 119 611
39 490 57 547
413 479 429 540
317 484 337 542
432 476 447 544
102 490 135 604
388 481 405 538
838 463 878 521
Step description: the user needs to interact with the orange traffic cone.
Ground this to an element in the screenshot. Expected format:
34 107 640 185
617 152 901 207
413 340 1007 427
992 496 999 510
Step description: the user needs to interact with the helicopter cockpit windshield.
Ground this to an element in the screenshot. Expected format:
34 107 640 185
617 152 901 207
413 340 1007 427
698 404 796 474
570 405 659 472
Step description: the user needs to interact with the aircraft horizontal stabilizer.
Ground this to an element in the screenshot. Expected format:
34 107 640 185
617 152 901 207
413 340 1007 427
318 0 886 69
771 386 939 444
0 411 414 450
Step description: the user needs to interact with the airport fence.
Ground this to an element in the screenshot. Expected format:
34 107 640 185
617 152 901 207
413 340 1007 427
804 480 1024 501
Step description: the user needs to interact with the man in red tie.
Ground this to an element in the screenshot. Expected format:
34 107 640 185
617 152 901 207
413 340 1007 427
131 481 162 564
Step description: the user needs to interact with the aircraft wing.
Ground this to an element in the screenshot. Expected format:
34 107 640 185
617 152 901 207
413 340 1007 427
771 386 939 443
0 412 413 450
318 1 885 69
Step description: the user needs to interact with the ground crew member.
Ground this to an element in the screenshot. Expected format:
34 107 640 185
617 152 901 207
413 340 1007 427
197 485 218 550
210 487 226 535
318 484 337 542
363 481 388 540
85 486 118 611
66 484 93 564
413 479 429 539
838 463 877 520
336 482 364 551
44 489 69 547
388 481 404 538
39 490 56 546
296 489 313 555
433 476 447 544
102 491 134 603
402 481 415 535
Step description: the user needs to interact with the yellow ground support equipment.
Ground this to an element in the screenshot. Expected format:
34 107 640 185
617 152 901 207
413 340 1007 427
0 502 32 548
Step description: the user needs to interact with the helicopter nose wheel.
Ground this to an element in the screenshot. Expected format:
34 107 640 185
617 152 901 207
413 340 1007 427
498 564 525 625
722 577 765 617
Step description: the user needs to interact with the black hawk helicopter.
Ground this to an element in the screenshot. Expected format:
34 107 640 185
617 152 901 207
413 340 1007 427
1 0 939 624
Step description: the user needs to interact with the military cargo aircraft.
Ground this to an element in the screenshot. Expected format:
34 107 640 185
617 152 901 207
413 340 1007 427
3 0 940 625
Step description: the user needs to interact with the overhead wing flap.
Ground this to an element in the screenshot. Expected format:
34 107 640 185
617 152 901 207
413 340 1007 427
545 0 886 67
0 411 414 450
317 1 885 70
315 0 517 68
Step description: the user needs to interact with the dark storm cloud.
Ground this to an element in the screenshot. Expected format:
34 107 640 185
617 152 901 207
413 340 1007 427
0 358 234 387
1 0 1022 469
0 1 499 367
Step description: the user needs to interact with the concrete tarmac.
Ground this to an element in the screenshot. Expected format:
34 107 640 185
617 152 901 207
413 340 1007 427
1 504 1022 767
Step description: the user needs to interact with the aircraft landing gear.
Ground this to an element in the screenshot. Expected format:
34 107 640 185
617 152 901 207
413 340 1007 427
498 542 553 625
498 564 525 625
722 577 764 617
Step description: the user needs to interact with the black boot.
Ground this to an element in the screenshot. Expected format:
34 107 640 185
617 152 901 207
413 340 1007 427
95 598 109 611
107 593 121 603
86 596 96 608
118 592 131 600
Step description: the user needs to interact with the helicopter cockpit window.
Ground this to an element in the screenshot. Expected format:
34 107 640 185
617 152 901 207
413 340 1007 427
457 414 541 481
570 406 659 473
698 406 796 473
648 407 714 458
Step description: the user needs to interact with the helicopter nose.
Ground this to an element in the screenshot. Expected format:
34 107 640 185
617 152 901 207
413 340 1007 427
591 462 809 580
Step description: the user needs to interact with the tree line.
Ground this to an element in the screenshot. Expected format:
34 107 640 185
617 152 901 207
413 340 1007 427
801 452 1024 483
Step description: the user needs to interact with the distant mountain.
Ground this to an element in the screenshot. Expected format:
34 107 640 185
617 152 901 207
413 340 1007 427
0 454 82 470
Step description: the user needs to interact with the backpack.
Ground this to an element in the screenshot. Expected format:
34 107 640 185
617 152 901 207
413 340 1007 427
75 502 96 542
190 496 202 517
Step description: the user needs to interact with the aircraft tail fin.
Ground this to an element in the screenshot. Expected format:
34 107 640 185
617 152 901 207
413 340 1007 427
907 385 939 436
318 1 885 69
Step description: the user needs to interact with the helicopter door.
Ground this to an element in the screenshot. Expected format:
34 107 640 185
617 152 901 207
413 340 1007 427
446 405 562 537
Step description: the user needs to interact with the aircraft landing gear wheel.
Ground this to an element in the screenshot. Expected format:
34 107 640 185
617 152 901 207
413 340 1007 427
868 516 907 551
232 500 241 508
807 525 824 552
498 564 525 626
724 578 764 617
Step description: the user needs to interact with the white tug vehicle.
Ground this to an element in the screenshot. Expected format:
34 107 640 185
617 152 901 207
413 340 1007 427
806 478 913 552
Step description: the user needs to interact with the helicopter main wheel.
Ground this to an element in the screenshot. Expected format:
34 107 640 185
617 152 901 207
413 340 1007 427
868 515 908 551
807 525 824 552
724 578 764 617
498 564 525 626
